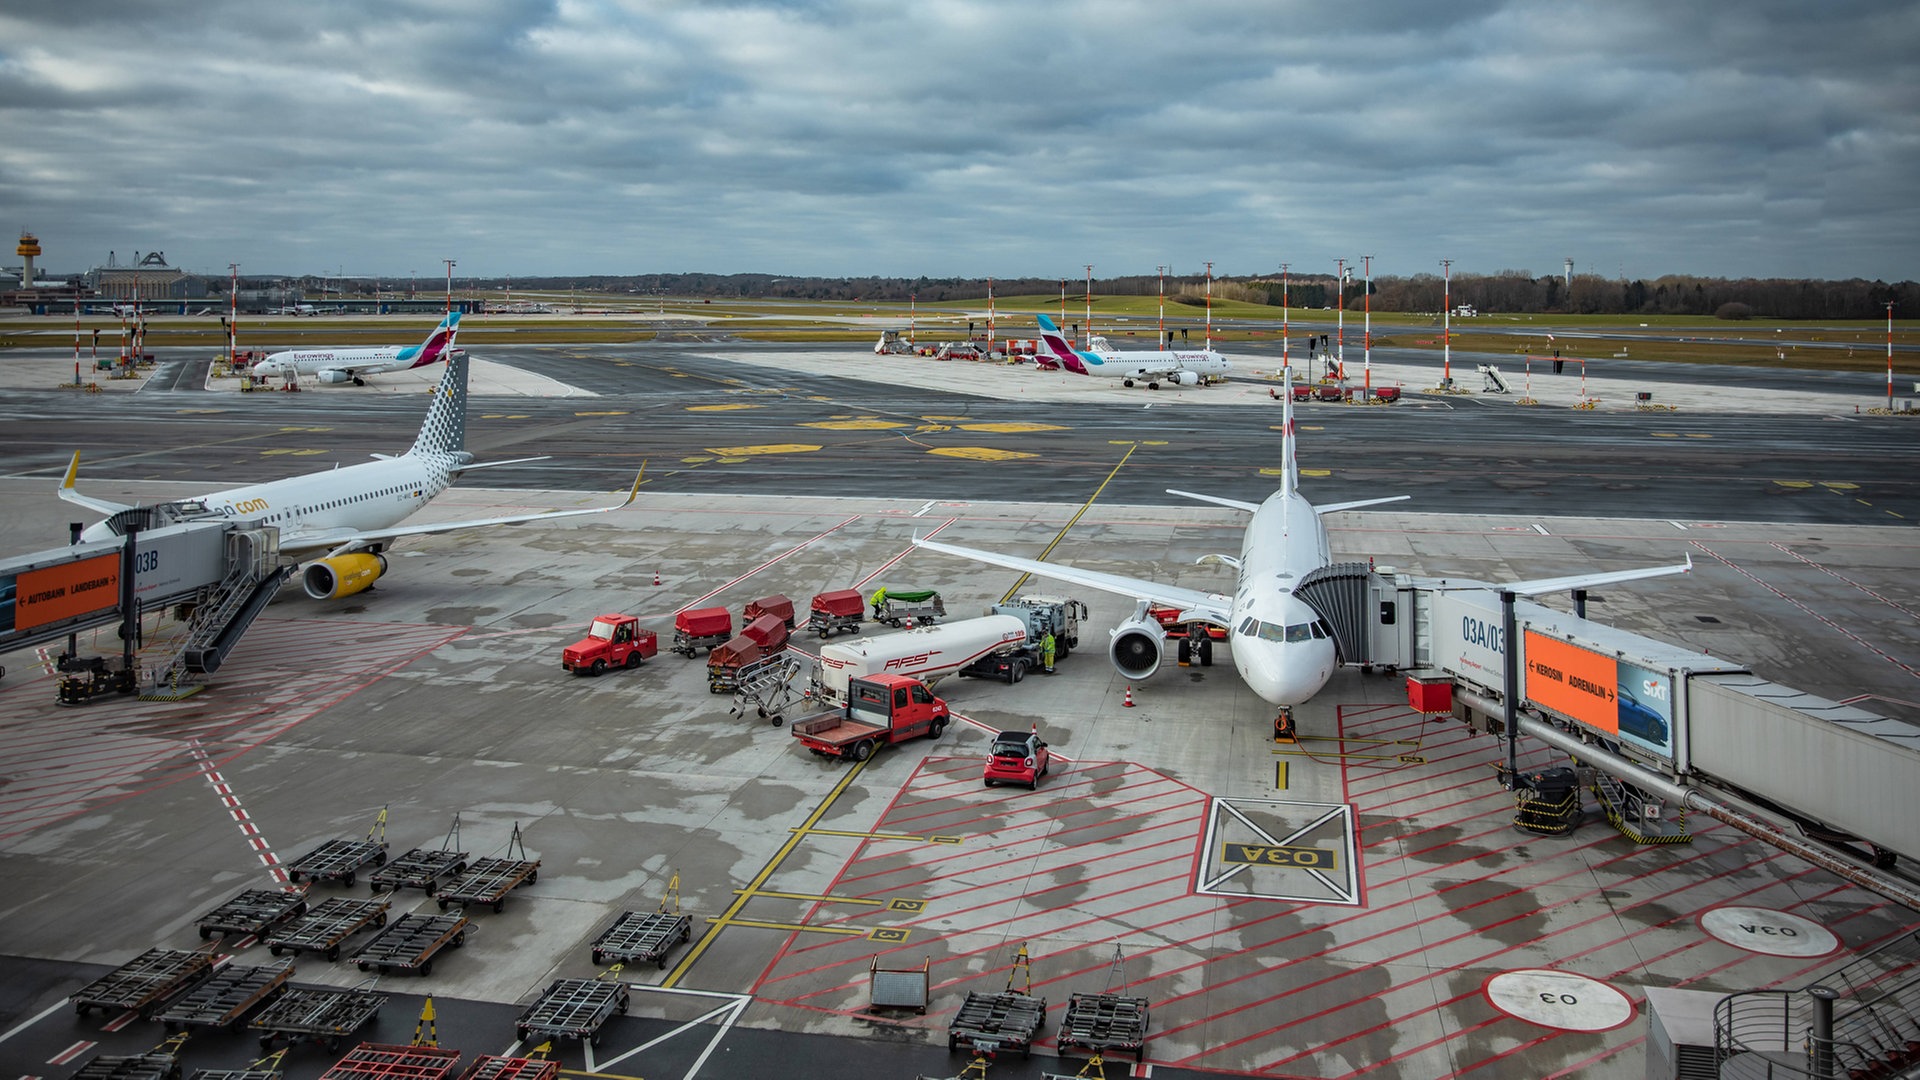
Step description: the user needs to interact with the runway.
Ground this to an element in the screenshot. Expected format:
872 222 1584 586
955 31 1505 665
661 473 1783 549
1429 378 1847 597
0 342 1916 1079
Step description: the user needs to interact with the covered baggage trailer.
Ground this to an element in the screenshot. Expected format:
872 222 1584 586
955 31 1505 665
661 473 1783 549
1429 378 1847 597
707 613 790 694
71 948 215 1019
806 589 865 638
153 961 294 1032
742 593 796 630
265 897 390 960
589 910 692 968
670 606 732 657
196 889 310 940
353 912 469 976
515 977 629 1046
250 986 387 1052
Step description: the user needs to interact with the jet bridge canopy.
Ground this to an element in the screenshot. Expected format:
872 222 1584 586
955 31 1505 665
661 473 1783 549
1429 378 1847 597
1294 561 1377 665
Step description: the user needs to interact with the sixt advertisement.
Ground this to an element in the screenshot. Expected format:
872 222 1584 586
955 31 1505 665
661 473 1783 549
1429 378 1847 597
1614 659 1675 756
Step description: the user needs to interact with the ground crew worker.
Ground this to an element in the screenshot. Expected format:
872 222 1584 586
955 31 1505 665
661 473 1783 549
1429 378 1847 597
870 586 888 620
1041 631 1056 674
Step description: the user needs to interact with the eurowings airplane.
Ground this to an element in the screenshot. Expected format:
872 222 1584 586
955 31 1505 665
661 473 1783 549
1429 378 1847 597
60 349 643 601
250 312 460 386
914 374 1692 727
1032 313 1232 388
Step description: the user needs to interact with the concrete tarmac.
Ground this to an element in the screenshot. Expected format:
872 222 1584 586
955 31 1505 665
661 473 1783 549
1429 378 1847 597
0 342 1916 1080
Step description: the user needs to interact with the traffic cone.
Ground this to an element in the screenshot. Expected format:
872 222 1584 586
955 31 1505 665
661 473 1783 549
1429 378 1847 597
653 570 661 586
1122 686 1135 708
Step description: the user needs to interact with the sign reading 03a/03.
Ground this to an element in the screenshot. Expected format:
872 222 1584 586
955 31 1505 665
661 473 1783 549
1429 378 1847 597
1221 843 1340 870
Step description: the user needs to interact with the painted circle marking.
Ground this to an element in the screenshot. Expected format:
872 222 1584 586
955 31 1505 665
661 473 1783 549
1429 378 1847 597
1484 969 1634 1031
1699 906 1839 957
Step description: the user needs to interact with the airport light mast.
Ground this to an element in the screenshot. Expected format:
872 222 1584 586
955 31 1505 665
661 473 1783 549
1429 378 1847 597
1441 259 1453 388
1889 302 1897 411
1362 254 1373 397
1279 262 1290 376
1084 264 1094 348
987 276 994 347
1156 265 1166 347
1204 261 1213 348
73 295 81 386
1334 258 1347 381
228 264 239 369
1059 279 1066 331
443 258 456 314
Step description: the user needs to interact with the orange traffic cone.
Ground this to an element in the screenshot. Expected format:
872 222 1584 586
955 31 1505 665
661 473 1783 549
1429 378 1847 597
1122 686 1135 708
653 570 661 586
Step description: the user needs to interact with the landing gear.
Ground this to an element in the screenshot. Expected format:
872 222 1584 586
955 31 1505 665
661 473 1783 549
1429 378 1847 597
1273 707 1297 744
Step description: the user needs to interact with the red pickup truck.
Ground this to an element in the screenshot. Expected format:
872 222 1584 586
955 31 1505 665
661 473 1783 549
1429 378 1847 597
562 614 659 676
791 674 949 762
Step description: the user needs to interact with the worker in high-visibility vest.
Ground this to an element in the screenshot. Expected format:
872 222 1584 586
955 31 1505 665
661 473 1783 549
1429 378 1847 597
870 587 888 620
1041 631 1057 674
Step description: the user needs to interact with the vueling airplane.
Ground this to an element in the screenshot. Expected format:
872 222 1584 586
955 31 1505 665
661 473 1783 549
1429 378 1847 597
915 369 1691 730
60 350 642 601
1032 313 1232 388
250 312 460 386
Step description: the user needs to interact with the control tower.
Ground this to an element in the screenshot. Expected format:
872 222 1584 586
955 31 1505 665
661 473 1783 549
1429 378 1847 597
16 231 40 287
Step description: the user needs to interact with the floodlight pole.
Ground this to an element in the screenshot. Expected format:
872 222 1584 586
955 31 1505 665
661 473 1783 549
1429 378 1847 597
987 276 994 347
1204 261 1213 348
73 295 81 385
443 259 455 314
1889 302 1897 411
1334 258 1347 380
1441 259 1453 387
1156 265 1166 346
228 264 239 368
1084 264 1094 348
1280 262 1290 373
1362 254 1373 397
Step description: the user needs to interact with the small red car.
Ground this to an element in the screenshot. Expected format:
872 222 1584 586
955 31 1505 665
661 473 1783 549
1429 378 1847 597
984 730 1051 789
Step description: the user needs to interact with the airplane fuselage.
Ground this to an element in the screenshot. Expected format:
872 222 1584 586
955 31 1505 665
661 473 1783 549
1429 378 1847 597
1223 489 1339 706
253 345 413 379
1057 347 1231 380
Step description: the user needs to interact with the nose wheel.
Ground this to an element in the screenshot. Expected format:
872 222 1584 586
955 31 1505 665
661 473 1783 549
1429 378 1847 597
1273 707 1297 744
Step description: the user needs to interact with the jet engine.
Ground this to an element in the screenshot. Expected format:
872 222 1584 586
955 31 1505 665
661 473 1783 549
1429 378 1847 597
318 369 356 385
1108 614 1167 680
303 552 387 599
1172 371 1200 387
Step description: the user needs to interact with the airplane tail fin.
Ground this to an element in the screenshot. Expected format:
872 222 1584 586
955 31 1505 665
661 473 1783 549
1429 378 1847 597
1034 314 1085 373
1280 369 1298 496
410 312 461 369
409 349 468 457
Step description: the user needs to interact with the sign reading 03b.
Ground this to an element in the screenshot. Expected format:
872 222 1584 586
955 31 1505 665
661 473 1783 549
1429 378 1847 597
1523 632 1618 734
1221 843 1341 871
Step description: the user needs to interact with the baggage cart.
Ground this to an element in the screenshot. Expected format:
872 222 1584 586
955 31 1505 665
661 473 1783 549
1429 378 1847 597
742 593 796 630
250 986 388 1052
353 912 469 977
196 889 310 940
868 956 930 1014
457 1058 558 1080
807 589 865 638
369 848 468 896
154 962 293 1032
947 991 1047 1057
72 1037 187 1080
190 1070 282 1080
71 948 215 1019
318 1043 461 1080
438 856 539 912
670 607 732 657
266 897 391 960
589 910 691 968
514 977 628 1046
874 590 945 628
286 839 388 888
1057 992 1150 1062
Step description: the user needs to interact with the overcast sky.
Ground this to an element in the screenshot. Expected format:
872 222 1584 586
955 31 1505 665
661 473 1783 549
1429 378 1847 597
4 1 1915 283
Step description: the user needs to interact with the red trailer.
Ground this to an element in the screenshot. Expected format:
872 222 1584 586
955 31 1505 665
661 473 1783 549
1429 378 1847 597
743 593 796 630
671 607 733 658
707 614 791 693
807 589 865 638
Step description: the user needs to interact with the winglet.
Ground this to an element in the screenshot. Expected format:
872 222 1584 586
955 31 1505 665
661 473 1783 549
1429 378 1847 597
619 460 647 507
62 451 80 491
57 451 136 516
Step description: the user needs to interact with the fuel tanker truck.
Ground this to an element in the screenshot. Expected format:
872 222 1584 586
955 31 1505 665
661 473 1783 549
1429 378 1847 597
813 615 1030 706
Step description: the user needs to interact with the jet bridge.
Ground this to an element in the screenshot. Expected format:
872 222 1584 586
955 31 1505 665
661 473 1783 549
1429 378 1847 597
1296 567 1920 876
0 503 285 702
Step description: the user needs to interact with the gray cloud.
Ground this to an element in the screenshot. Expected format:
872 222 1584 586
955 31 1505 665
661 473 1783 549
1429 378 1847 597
2 0 1913 280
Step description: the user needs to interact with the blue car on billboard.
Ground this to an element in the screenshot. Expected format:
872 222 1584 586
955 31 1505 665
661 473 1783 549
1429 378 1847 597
1617 686 1670 746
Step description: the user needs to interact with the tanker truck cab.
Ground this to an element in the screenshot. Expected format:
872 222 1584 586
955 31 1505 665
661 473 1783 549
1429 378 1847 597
791 674 949 762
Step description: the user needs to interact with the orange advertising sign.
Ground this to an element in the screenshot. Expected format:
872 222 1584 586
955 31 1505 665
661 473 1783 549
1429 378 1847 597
1524 632 1618 734
14 553 121 631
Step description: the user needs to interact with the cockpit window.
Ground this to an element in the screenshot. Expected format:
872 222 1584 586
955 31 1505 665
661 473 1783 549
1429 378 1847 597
1239 617 1257 636
1285 623 1313 643
1310 622 1328 639
1257 621 1285 642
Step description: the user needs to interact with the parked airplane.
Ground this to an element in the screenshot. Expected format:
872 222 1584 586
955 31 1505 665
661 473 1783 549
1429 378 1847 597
250 312 460 386
60 349 642 601
915 372 1691 730
1032 313 1232 388
276 303 322 316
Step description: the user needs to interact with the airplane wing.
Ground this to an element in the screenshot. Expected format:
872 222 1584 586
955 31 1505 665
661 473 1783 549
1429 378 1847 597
294 469 647 559
912 535 1233 625
57 452 136 516
1504 553 1693 597
1168 488 1260 513
1316 494 1411 515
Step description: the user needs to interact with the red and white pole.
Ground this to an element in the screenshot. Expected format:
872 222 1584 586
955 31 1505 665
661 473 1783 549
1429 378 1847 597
987 276 995 347
1156 264 1166 346
228 263 238 366
73 295 81 385
1889 302 1896 411
1334 258 1346 381
443 259 455 315
1362 254 1373 397
1084 264 1093 348
1441 259 1452 387
1280 262 1290 375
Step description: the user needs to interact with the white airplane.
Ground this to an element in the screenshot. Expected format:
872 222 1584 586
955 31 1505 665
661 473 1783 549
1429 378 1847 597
1032 313 1232 388
914 372 1692 729
276 303 322 316
250 312 459 386
59 349 643 601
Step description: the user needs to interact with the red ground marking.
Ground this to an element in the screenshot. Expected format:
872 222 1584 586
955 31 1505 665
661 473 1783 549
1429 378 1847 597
46 1043 92 1066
